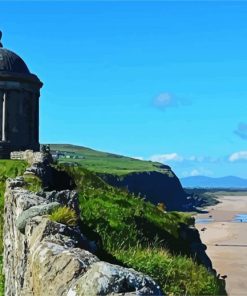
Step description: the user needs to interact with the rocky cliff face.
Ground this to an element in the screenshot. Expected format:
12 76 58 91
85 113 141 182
3 153 163 296
99 170 188 211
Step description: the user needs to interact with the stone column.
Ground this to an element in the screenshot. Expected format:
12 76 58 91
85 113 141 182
2 91 7 141
34 93 39 144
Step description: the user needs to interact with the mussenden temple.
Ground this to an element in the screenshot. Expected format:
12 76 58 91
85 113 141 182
0 31 42 159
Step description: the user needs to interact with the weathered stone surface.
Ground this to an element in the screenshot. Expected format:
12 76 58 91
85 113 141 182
25 162 50 184
7 176 25 188
16 202 60 233
70 262 163 296
40 190 80 215
29 242 99 296
26 217 95 254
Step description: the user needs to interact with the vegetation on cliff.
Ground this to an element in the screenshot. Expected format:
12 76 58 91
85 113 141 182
50 144 187 210
49 144 172 175
60 164 225 295
0 159 226 295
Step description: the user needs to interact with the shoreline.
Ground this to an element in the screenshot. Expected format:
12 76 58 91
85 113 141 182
195 195 247 296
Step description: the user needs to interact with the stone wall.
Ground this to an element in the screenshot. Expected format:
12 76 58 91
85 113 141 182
10 150 43 164
3 154 163 296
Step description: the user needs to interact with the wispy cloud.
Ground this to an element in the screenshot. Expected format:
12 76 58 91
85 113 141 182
149 153 208 163
132 156 144 160
152 92 190 110
150 153 183 163
234 122 247 140
181 168 213 177
229 151 247 162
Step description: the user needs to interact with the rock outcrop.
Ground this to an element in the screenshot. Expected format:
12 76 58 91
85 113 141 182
3 153 163 296
99 171 188 210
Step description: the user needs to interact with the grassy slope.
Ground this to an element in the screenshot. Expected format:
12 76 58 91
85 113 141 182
61 164 225 295
50 144 173 176
0 160 27 295
0 159 225 295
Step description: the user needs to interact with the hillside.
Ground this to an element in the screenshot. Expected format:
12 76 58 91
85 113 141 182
181 175 247 189
49 144 171 175
0 158 226 295
49 144 188 210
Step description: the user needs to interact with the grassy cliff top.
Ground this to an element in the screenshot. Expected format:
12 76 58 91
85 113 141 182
49 144 172 176
0 160 225 295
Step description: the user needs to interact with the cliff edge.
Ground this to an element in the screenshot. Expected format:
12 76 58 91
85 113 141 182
3 152 162 296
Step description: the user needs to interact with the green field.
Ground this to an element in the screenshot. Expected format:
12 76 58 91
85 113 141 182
49 144 173 176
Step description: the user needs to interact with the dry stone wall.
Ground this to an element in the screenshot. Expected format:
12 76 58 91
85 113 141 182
10 150 43 164
3 154 163 296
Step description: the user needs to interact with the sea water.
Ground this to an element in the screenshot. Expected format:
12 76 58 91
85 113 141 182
195 218 214 224
233 214 247 223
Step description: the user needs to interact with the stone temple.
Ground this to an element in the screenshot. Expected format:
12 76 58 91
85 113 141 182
0 31 42 158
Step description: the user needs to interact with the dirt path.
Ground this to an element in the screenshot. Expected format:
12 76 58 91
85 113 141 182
195 195 247 296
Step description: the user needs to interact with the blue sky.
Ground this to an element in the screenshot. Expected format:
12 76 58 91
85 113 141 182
1 1 247 178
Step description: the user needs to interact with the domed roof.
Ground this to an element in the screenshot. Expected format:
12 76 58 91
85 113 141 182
0 48 30 74
0 31 42 88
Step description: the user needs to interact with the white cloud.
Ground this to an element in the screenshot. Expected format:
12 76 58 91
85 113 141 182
149 153 208 164
152 92 191 110
153 93 175 108
229 151 247 162
132 156 144 160
181 168 213 177
150 153 183 163
187 156 205 162
189 169 201 176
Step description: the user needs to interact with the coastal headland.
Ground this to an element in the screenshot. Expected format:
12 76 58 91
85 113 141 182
195 194 247 295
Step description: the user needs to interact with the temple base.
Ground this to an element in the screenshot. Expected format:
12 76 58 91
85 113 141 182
0 141 11 159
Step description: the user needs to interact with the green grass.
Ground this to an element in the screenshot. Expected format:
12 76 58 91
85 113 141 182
60 164 225 295
0 160 226 295
50 144 173 176
49 206 78 226
0 160 27 296
23 174 42 192
114 247 224 296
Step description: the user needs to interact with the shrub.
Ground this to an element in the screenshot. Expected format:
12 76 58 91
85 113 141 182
51 165 226 295
49 206 78 226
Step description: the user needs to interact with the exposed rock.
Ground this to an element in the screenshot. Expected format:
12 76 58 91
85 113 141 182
8 176 25 188
98 171 187 211
28 241 99 296
70 261 162 296
38 190 80 215
179 224 214 272
16 202 60 233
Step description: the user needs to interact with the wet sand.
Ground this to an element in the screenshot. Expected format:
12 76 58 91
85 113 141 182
195 195 247 296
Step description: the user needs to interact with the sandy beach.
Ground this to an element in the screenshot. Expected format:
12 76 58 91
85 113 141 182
195 195 247 296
